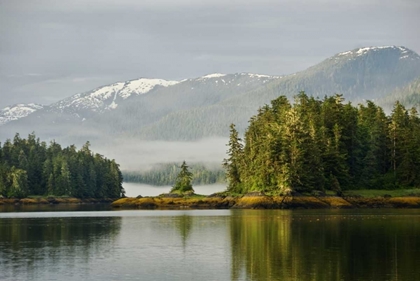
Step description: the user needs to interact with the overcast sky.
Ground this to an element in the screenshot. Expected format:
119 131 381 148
1 0 419 108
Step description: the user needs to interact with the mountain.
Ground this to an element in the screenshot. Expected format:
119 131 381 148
0 78 179 142
0 103 44 126
2 46 420 145
127 46 420 140
228 46 420 108
67 72 279 142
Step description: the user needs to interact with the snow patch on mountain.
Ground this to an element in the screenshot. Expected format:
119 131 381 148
335 46 419 60
0 103 44 126
199 73 227 80
119 79 179 99
51 78 179 113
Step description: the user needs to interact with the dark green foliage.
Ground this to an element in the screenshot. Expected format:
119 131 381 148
224 93 420 194
0 133 123 198
171 161 194 193
223 124 244 193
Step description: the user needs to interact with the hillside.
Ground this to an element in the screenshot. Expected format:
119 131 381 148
108 46 420 141
378 75 420 110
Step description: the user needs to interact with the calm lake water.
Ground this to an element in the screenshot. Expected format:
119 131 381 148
1 208 420 281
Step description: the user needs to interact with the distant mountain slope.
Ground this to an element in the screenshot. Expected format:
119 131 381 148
0 78 179 141
378 75 420 110
65 73 279 143
2 46 420 144
0 103 43 126
228 46 420 108
295 46 420 100
128 46 420 140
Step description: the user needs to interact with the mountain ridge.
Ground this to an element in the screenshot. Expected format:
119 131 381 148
2 46 420 144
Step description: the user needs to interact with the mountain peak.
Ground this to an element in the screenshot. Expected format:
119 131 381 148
335 46 419 60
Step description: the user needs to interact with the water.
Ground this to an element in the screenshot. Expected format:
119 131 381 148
1 208 420 281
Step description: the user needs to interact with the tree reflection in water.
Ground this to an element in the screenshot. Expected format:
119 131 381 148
230 210 420 281
0 216 121 277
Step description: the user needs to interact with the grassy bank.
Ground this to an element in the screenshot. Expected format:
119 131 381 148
3 189 420 209
343 189 420 198
0 196 115 205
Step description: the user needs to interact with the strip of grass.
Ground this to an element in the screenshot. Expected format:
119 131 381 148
344 189 420 198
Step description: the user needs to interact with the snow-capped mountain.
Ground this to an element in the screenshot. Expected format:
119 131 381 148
2 46 420 143
50 78 179 115
0 103 44 126
270 45 420 101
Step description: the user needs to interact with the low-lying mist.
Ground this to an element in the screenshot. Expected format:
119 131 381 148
92 137 229 172
123 183 227 197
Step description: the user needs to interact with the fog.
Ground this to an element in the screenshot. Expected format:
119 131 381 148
92 137 229 172
123 183 226 197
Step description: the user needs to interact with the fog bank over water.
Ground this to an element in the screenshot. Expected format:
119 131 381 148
92 137 228 172
123 183 226 197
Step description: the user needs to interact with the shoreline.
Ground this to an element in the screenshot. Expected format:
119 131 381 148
111 195 420 209
0 197 115 205
2 195 420 209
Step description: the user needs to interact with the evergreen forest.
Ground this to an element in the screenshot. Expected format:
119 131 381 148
224 92 420 194
0 133 124 198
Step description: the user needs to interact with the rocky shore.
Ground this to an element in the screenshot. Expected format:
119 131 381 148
0 197 115 205
2 194 419 209
111 193 420 209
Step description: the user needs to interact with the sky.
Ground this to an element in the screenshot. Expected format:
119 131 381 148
1 0 419 108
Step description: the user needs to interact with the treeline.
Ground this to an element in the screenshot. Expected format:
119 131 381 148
224 92 420 194
0 133 123 198
123 163 225 186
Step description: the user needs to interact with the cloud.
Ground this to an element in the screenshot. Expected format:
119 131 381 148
0 0 419 108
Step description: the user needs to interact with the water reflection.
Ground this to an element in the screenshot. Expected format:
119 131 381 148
230 210 420 281
0 216 121 280
174 215 193 248
1 209 420 281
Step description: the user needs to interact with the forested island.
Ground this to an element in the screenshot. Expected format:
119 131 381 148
224 92 420 195
0 133 123 199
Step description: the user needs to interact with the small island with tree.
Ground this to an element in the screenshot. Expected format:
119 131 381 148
170 161 194 195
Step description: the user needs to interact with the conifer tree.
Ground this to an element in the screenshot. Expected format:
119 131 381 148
223 124 244 193
171 161 194 194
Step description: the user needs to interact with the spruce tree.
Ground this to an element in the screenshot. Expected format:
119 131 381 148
223 124 244 193
171 161 194 194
